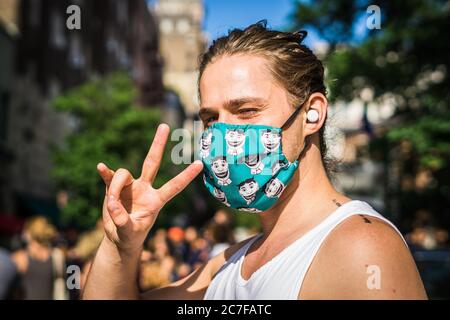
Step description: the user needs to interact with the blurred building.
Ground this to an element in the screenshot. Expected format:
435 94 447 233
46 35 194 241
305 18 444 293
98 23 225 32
152 0 206 122
150 0 210 225
328 96 398 219
0 0 164 222
0 0 19 219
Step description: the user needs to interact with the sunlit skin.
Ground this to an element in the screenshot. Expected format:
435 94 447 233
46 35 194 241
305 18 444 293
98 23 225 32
83 54 427 300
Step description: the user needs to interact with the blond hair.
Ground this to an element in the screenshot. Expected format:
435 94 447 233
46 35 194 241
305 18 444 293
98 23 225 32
23 216 57 245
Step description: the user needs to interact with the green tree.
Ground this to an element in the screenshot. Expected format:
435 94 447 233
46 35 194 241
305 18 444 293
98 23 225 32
292 0 450 229
52 73 195 229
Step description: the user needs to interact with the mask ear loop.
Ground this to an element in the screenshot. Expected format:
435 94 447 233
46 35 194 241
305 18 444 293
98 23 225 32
280 102 309 162
280 103 304 130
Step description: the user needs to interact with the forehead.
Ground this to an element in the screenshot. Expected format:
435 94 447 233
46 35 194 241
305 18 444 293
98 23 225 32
199 54 276 107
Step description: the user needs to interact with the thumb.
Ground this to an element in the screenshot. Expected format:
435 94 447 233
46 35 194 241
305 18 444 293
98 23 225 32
106 195 132 231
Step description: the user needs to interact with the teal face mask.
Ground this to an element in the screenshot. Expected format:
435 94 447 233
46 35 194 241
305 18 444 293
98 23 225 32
199 107 302 213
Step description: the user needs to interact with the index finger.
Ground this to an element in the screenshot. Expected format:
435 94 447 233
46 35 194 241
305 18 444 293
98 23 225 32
140 123 170 183
157 160 203 204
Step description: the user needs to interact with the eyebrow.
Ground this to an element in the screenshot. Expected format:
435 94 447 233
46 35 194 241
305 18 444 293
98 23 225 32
198 96 268 119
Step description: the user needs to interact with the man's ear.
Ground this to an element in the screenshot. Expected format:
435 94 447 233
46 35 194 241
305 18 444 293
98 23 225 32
303 92 328 137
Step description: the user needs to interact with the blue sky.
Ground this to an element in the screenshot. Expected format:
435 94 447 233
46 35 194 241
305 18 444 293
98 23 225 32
202 0 321 47
148 0 323 48
203 0 294 38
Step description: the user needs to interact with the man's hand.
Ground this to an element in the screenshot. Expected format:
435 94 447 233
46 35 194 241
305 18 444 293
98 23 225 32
96 123 203 253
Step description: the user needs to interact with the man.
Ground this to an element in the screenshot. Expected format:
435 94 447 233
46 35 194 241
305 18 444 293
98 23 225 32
83 21 427 299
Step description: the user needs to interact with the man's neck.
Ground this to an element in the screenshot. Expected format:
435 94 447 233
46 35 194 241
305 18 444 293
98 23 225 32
258 147 349 242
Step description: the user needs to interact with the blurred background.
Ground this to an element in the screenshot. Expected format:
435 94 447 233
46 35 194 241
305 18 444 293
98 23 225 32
0 0 449 299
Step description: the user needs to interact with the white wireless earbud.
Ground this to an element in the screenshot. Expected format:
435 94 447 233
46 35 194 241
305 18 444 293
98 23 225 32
306 109 319 123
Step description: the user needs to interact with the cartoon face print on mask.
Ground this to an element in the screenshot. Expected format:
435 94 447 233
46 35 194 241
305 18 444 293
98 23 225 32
225 129 246 156
237 153 267 174
238 178 259 204
272 160 288 175
203 171 213 186
213 186 230 207
200 131 213 158
261 129 281 153
264 177 285 198
211 156 232 186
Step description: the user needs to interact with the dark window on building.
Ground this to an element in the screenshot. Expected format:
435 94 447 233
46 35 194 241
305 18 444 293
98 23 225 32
0 93 10 141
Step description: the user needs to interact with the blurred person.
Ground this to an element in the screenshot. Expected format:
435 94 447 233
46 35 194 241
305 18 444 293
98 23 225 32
69 219 104 262
184 226 198 244
208 223 233 259
435 229 449 249
211 210 236 244
407 227 439 251
84 22 426 300
11 216 68 300
160 256 177 282
167 227 189 262
63 228 80 250
140 249 153 262
0 248 17 299
213 209 232 226
147 234 170 261
139 261 171 292
184 226 201 267
175 263 192 281
190 236 210 268
167 226 184 244
418 228 437 250
406 227 428 251
153 228 167 243
183 226 213 267
68 219 105 292
201 224 214 245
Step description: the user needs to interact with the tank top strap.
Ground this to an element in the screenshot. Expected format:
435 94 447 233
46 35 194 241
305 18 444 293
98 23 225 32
235 234 261 260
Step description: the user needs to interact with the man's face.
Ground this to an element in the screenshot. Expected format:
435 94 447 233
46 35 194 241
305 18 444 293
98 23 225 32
199 54 304 162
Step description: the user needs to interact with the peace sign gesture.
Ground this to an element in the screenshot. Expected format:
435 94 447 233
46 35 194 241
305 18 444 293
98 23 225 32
97 124 203 253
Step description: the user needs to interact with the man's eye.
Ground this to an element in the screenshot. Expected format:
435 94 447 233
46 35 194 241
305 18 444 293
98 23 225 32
239 109 258 117
204 116 217 127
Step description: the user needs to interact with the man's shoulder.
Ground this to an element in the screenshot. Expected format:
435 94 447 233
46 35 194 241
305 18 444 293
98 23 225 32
300 214 427 299
327 214 406 252
315 213 410 276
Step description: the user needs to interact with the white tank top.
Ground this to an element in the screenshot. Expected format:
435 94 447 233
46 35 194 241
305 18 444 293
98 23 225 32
203 200 407 300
